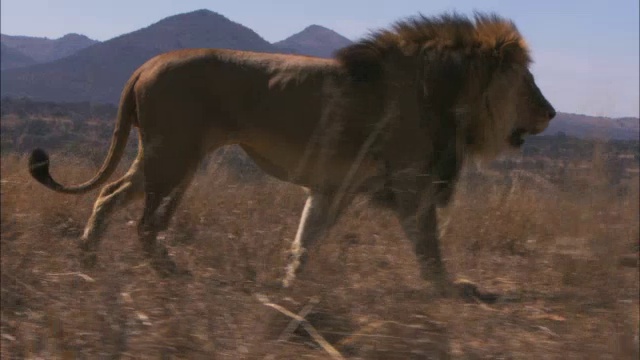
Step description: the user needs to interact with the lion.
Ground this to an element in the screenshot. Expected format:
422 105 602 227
28 12 555 300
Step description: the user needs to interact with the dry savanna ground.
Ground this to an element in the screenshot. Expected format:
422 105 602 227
1 148 638 359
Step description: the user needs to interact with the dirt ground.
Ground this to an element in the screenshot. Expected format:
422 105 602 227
1 152 638 359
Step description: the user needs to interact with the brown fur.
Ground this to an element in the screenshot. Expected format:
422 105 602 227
28 13 555 297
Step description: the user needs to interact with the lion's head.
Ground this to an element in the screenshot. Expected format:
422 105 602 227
336 12 556 158
507 70 556 148
465 61 556 157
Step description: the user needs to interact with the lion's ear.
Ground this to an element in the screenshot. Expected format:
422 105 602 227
335 43 383 82
494 40 530 67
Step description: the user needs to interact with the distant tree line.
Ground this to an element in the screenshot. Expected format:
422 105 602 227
1 97 117 122
1 97 638 173
522 134 639 162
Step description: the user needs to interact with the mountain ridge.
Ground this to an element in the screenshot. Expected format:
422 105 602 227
1 33 98 67
273 24 352 58
1 9 637 140
0 10 278 104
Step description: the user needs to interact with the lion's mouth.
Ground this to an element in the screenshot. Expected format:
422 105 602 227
508 128 527 147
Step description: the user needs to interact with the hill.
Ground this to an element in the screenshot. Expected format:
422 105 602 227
0 10 278 104
542 113 639 141
273 24 352 58
1 43 37 70
1 33 98 65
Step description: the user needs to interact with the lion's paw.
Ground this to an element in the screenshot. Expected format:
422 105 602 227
452 279 499 304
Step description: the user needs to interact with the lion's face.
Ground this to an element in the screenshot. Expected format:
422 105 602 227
508 70 556 148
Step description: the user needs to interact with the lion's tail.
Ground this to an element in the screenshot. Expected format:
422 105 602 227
28 72 140 194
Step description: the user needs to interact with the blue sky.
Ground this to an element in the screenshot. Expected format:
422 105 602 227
1 0 638 117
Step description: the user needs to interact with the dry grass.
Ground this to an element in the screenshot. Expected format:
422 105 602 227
1 150 638 359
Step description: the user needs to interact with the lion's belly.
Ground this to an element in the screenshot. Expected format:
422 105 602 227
239 140 380 191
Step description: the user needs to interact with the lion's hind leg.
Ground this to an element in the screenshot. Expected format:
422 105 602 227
80 157 144 267
137 147 201 277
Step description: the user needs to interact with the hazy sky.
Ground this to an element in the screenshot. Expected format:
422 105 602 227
1 0 638 117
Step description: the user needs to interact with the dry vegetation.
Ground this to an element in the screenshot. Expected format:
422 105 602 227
1 145 638 359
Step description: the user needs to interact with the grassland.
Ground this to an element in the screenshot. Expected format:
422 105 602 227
1 142 638 359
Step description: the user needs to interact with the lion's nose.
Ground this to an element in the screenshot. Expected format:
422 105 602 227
547 107 556 120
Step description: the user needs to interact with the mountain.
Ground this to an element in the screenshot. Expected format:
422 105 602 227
1 10 638 144
1 33 98 64
273 25 352 58
541 113 639 141
0 10 278 104
1 43 37 70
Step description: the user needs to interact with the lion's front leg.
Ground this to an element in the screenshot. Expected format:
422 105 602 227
395 195 451 292
395 190 498 302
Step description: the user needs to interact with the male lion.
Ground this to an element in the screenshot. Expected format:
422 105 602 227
28 13 555 300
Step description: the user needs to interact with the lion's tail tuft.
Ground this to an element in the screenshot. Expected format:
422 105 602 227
26 72 140 194
28 148 58 190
